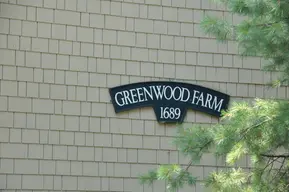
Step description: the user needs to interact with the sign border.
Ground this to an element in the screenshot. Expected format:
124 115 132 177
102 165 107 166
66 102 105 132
109 81 230 123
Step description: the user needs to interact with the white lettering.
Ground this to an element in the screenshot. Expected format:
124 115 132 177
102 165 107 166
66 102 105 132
180 87 190 102
164 86 173 100
115 92 125 106
192 90 199 104
143 87 154 101
212 97 224 112
160 107 181 119
113 86 224 113
205 94 213 109
123 90 132 105
196 92 205 107
152 85 164 100
136 87 145 102
172 86 182 101
130 89 138 103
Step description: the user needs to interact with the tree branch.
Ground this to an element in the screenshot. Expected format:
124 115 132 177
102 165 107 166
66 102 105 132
260 154 289 158
185 140 213 171
236 118 271 143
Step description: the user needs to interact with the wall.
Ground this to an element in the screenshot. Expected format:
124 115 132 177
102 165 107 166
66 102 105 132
0 0 287 192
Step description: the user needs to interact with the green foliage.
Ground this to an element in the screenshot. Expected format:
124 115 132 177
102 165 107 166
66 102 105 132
140 0 289 191
139 164 197 192
201 0 289 84
173 125 214 163
140 99 289 191
201 16 232 42
205 168 250 192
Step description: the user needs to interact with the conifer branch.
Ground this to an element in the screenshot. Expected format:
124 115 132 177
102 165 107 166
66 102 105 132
141 0 289 189
267 158 288 186
185 140 213 171
185 160 193 171
263 157 279 172
260 154 289 158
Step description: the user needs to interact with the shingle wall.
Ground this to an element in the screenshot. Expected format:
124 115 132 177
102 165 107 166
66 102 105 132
0 0 287 192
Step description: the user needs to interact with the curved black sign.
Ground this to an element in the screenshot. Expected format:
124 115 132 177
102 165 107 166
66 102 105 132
109 81 230 123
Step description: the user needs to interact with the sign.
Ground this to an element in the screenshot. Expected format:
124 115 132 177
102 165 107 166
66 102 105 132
109 81 230 123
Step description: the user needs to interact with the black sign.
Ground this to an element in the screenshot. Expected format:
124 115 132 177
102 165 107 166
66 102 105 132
109 81 230 123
